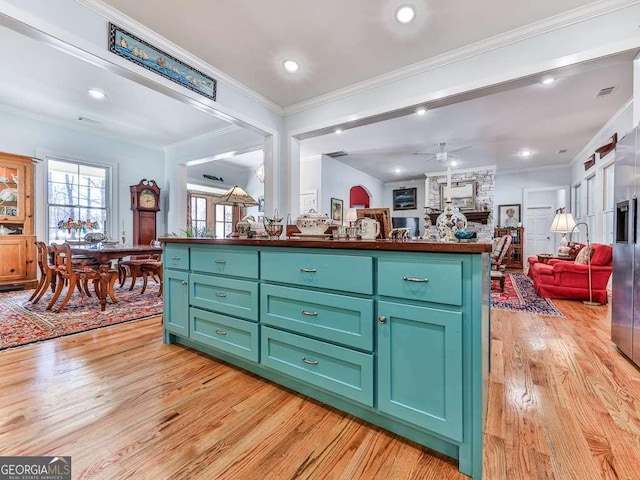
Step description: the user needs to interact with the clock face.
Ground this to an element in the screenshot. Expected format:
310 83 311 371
139 189 157 209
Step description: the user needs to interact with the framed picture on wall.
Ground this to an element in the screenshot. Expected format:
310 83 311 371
498 204 521 227
393 187 417 210
258 196 265 213
331 197 343 222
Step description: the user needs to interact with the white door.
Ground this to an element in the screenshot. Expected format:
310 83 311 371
525 206 554 260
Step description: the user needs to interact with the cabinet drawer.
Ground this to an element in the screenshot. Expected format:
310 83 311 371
261 284 374 351
378 256 462 306
191 247 258 279
261 326 374 406
164 245 189 270
261 251 373 294
190 307 259 362
190 273 258 321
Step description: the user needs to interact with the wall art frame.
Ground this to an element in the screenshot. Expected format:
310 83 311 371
498 204 521 228
331 198 343 222
439 180 477 211
108 23 217 100
392 187 417 210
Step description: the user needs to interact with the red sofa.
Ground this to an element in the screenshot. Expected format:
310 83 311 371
527 243 613 304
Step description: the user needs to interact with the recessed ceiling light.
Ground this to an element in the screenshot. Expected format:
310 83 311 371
521 150 532 157
450 160 458 167
416 107 427 116
541 77 555 85
87 89 106 100
395 5 416 24
283 59 300 73
394 168 401 174
335 128 342 135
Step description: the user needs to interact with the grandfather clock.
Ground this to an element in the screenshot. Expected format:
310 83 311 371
130 179 160 245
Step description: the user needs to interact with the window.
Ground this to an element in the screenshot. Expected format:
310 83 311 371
586 174 596 243
214 204 233 238
572 183 582 220
47 158 109 243
189 194 209 234
603 163 614 244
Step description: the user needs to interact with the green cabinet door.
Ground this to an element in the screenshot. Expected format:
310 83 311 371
163 269 190 336
377 300 463 442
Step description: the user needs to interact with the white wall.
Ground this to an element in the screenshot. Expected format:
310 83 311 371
0 109 165 240
320 155 384 217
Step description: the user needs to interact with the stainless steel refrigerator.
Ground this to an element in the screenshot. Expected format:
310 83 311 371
612 125 640 367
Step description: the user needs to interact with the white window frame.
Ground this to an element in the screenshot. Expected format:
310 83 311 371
602 161 614 244
45 155 113 244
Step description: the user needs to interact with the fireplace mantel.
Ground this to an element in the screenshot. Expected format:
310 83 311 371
428 211 491 225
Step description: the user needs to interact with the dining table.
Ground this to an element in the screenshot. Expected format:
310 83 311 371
68 244 162 311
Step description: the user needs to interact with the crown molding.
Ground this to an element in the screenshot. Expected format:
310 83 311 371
284 0 640 115
429 165 497 177
497 162 571 176
77 0 284 115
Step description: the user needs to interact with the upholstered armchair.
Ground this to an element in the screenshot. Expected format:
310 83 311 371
528 243 613 304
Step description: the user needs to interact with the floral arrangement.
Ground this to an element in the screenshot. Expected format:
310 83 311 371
57 218 99 232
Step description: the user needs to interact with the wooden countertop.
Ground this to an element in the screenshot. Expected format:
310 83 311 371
160 237 493 253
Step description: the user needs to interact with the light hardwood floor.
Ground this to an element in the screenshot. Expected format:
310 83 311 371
1 298 639 479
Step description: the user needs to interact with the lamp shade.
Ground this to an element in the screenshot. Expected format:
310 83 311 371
550 212 577 233
211 185 259 207
344 208 358 223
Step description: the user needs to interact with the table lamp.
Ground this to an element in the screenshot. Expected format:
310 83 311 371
344 207 358 226
549 211 577 256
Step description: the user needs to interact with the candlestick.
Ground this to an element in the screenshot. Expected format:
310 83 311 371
446 166 452 201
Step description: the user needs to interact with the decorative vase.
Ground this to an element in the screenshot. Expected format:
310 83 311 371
436 201 467 242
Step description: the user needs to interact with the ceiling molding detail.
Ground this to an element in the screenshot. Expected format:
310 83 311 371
77 0 284 115
284 0 640 115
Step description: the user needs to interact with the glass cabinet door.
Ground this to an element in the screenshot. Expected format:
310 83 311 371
0 163 26 222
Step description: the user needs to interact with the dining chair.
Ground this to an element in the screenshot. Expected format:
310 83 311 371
28 241 56 304
47 243 118 313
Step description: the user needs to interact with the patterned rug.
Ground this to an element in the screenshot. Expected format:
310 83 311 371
491 272 564 317
0 280 163 350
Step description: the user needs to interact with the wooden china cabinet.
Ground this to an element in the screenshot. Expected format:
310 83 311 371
0 152 37 289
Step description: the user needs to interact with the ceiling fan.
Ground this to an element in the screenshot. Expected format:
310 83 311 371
413 142 471 164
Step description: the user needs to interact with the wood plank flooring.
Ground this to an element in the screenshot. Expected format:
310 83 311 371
1 297 639 479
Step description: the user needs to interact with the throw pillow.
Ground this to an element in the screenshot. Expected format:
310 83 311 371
574 246 593 265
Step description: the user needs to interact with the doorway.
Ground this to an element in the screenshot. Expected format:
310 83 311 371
524 205 555 261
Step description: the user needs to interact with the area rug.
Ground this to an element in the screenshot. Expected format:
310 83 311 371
0 281 162 351
491 272 564 317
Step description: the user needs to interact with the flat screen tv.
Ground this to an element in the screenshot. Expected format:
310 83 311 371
392 217 420 238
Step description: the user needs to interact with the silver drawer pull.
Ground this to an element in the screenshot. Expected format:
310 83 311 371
301 310 318 316
302 357 318 365
181 281 188 286
215 292 227 297
171 256 181 260
215 329 227 336
403 276 429 283
300 267 317 273
214 260 226 264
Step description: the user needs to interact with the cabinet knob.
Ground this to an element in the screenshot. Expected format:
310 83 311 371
378 315 386 324
9 269 15 273
181 280 188 285
215 292 227 298
215 329 227 336
214 260 226 264
171 256 181 260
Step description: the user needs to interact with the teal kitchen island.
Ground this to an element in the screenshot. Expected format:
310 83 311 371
161 237 492 478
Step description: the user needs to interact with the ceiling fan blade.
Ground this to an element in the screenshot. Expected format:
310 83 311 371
448 145 472 154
